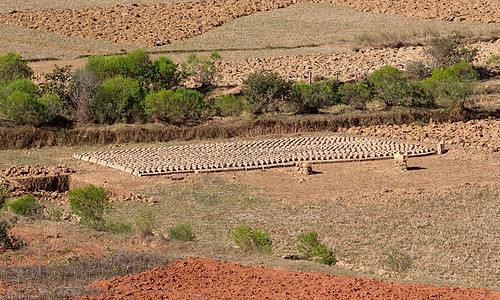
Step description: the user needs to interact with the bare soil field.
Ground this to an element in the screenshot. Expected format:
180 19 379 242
74 257 500 300
0 0 497 48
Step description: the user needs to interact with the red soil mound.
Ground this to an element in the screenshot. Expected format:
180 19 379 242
0 0 497 47
75 257 500 299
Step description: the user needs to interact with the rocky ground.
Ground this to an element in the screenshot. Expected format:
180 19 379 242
216 40 500 83
340 117 500 152
0 0 497 47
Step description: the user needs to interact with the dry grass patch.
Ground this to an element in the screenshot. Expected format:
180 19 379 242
135 177 499 289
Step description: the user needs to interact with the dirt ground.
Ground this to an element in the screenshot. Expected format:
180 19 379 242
73 257 500 300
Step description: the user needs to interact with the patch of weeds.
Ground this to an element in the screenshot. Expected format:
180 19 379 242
233 225 273 253
169 223 196 241
68 185 111 229
296 231 336 265
103 221 133 234
413 120 424 126
383 248 412 272
0 185 11 209
486 54 500 66
8 194 43 217
135 209 156 237
0 220 22 250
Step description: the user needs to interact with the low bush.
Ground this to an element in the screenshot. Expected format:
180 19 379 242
233 225 273 253
94 76 144 124
0 185 10 209
68 185 111 228
212 94 245 117
168 223 195 241
144 88 205 123
0 52 33 85
0 220 21 250
339 81 372 110
2 91 49 124
427 33 478 69
181 51 221 90
39 93 65 120
408 81 436 108
369 66 410 107
296 231 336 265
383 248 412 272
135 209 156 237
242 71 292 114
8 194 43 217
288 79 342 114
424 61 479 111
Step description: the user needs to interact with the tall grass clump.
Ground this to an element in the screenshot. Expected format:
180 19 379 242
135 209 157 237
168 223 196 241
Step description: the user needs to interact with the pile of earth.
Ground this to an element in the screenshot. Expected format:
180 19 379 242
217 40 500 83
0 165 154 205
339 117 500 152
0 0 497 47
74 257 500 299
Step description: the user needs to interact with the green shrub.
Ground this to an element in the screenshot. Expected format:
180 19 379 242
427 34 478 69
38 65 73 106
0 52 33 85
408 81 435 108
104 221 133 234
39 94 65 120
2 91 49 124
8 194 43 217
233 225 273 253
339 81 372 110
296 231 336 265
181 51 221 89
369 66 410 107
68 185 111 228
288 79 342 114
168 223 195 241
144 88 205 123
212 94 245 117
86 50 152 81
0 220 21 250
383 248 412 272
424 61 479 110
149 56 180 91
0 185 11 209
135 209 156 237
1 78 39 99
94 76 144 124
242 71 292 114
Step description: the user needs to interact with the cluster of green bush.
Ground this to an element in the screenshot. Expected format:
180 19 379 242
0 35 485 125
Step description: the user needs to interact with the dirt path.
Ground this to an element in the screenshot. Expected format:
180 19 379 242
74 257 500 299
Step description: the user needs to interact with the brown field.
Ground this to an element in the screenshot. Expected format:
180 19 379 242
0 0 499 299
